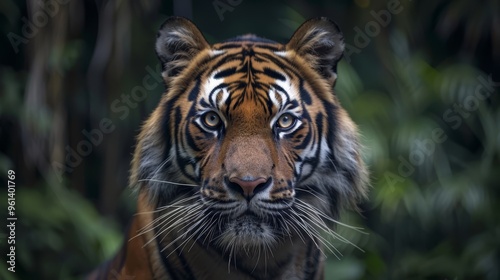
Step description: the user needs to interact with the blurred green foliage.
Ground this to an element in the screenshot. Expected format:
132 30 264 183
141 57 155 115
0 0 498 279
0 179 122 280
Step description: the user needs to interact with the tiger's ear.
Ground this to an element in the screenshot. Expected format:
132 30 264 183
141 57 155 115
286 17 345 83
155 17 210 78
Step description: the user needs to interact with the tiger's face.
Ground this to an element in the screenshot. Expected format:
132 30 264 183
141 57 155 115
189 52 318 247
131 17 368 255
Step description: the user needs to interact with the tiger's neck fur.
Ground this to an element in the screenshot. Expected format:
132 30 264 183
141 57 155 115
90 190 325 280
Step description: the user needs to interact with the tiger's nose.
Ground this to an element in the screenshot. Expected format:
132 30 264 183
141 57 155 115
227 177 271 200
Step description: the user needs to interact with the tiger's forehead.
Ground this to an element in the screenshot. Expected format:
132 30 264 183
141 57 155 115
200 64 299 115
200 72 297 111
197 43 299 114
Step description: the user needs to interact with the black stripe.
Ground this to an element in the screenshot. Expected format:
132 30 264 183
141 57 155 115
209 55 242 72
325 103 338 148
294 122 312 150
156 234 181 280
187 79 200 101
185 130 202 152
160 101 174 170
203 185 227 193
257 53 300 78
298 113 324 182
174 107 197 182
270 186 293 194
263 67 286 81
303 239 321 280
199 98 211 109
214 67 237 79
299 80 312 105
326 185 341 220
173 240 197 280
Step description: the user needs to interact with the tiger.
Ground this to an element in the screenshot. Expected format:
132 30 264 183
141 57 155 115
88 16 368 280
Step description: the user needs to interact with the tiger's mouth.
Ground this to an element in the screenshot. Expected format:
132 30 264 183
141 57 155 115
195 176 296 248
233 212 262 225
234 209 257 219
226 195 293 223
227 205 271 226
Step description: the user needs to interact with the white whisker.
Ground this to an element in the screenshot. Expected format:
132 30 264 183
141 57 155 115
138 178 199 187
295 199 366 233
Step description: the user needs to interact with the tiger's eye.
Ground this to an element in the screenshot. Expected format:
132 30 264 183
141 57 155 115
203 112 221 128
277 113 295 129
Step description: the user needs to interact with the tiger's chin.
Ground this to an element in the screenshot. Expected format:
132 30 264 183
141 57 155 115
216 214 281 250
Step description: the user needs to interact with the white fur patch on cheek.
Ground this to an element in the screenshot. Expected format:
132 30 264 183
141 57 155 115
301 164 313 178
319 138 331 163
210 49 226 57
273 51 289 57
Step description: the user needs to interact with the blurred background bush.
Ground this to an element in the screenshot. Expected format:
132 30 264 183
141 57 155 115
0 0 498 279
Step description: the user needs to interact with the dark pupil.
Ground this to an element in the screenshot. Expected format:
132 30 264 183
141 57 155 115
282 115 289 125
208 114 218 125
